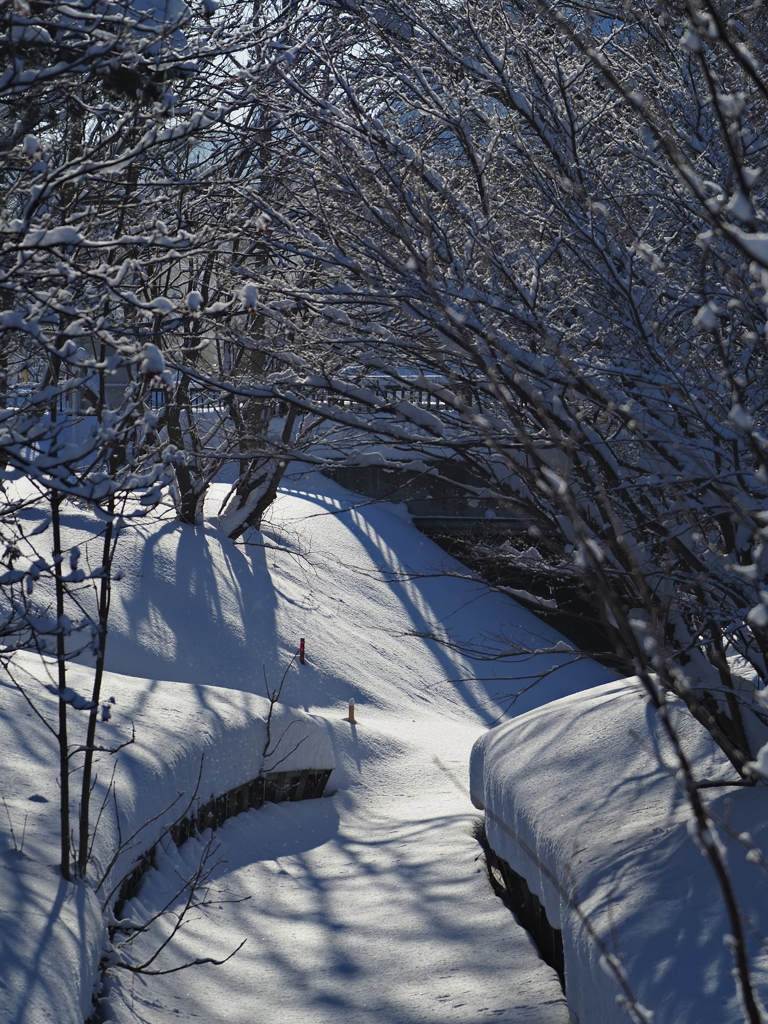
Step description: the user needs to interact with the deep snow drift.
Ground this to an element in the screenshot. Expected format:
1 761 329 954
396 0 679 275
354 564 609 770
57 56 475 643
1 472 615 1024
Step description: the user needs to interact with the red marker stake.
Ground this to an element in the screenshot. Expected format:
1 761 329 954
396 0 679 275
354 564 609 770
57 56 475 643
299 638 305 664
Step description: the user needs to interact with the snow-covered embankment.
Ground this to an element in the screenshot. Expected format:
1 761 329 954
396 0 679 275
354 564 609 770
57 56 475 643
471 678 768 1024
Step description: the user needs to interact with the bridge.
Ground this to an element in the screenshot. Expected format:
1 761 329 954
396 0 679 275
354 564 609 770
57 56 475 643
322 462 532 538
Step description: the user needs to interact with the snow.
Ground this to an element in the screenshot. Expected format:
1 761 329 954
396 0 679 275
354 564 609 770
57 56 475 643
24 469 768 1024
733 228 768 266
144 297 175 315
395 399 445 434
127 0 190 28
694 301 719 330
726 190 753 223
238 283 259 311
107 712 571 1024
138 343 166 375
6 467 768 1024
0 471 612 1024
0 659 333 1024
21 226 82 248
89 476 611 708
470 679 768 1024
22 135 41 157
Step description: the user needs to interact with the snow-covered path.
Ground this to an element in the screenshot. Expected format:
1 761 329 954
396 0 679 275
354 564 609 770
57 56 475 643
111 711 569 1024
100 474 613 1023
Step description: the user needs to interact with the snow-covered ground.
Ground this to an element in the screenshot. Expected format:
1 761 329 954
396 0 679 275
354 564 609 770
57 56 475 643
1 471 615 1024
0 660 335 1024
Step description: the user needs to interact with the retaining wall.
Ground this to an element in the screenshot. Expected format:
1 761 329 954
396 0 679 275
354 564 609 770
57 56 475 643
113 767 332 917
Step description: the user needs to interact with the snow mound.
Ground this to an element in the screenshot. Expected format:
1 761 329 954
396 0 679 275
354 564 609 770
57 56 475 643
100 477 615 718
471 678 768 1024
0 658 333 1024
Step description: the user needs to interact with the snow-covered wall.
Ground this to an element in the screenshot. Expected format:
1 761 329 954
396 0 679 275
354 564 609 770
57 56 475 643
470 679 768 1024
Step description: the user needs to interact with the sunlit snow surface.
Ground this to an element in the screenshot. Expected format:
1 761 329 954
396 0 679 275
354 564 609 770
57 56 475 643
107 714 569 1024
1 471 615 1024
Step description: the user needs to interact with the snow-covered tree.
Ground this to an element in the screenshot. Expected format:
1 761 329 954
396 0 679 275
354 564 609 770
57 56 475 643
0 0 340 876
245 0 768 780
242 6 768 1017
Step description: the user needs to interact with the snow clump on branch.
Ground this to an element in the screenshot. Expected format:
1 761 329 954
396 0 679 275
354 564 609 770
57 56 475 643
139 344 173 386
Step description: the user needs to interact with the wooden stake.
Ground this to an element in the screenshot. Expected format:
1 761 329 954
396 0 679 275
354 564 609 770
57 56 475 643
348 699 356 724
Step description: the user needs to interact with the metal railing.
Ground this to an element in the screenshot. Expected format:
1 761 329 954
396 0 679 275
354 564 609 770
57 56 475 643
6 380 454 416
